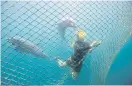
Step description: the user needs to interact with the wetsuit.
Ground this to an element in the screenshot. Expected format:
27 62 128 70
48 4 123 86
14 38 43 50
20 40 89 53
66 40 91 72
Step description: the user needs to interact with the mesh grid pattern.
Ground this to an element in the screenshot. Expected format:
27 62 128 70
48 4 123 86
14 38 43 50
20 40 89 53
1 1 132 85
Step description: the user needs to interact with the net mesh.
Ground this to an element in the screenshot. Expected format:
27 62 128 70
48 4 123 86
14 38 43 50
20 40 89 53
1 1 132 85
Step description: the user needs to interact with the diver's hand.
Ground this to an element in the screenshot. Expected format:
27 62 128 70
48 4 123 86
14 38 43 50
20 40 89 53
94 40 102 47
90 40 102 47
57 57 67 68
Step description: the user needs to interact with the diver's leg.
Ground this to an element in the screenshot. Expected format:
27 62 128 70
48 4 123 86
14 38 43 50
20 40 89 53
71 63 82 80
56 57 67 67
72 71 79 80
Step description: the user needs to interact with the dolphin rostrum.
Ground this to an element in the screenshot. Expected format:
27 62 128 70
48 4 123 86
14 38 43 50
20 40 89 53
8 36 47 58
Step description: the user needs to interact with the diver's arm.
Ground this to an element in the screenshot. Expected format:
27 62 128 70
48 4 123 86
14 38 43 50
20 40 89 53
90 40 102 47
87 40 102 54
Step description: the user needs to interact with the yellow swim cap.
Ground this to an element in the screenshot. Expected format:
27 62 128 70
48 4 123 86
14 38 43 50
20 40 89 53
77 29 87 40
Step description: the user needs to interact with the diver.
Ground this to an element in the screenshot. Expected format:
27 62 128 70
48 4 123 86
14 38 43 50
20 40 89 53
56 29 102 80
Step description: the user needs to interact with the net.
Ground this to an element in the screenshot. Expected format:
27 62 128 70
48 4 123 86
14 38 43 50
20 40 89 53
1 1 132 85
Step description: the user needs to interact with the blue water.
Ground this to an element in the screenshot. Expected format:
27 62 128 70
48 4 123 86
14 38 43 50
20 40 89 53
1 1 132 85
105 37 132 85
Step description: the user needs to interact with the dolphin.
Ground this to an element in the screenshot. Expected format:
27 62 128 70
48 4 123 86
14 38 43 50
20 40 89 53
57 17 76 39
8 36 47 58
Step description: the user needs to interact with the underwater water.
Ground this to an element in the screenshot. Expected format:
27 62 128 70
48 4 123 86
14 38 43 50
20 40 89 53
1 1 132 85
105 36 132 85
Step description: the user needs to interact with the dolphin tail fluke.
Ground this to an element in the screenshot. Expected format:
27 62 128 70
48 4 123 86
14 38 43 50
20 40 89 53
41 54 48 58
47 56 62 62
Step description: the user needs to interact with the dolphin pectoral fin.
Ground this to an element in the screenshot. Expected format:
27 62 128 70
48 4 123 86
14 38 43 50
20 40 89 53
57 25 67 40
60 32 65 40
59 28 66 40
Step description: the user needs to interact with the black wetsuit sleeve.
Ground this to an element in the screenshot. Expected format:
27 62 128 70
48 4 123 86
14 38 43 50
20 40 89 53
82 45 91 51
74 42 91 51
